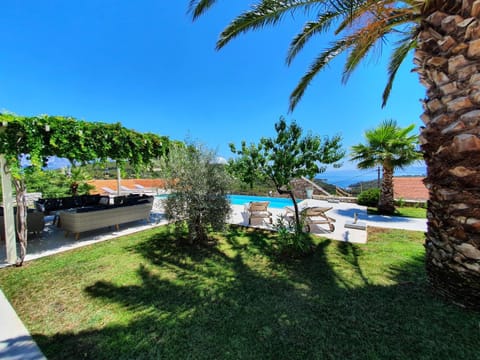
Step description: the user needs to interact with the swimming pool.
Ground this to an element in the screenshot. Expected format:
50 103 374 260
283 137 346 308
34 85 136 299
156 194 299 209
228 194 298 209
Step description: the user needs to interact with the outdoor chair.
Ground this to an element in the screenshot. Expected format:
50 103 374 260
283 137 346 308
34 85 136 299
285 205 336 232
245 201 273 226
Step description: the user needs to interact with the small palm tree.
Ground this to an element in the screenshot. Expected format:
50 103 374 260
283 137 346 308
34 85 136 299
68 166 94 196
351 120 422 214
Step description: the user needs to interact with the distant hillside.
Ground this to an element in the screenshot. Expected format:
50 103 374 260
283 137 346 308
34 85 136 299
318 165 426 188
346 180 379 195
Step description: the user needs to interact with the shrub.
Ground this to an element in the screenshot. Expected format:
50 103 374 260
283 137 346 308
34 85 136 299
357 188 380 207
396 197 406 207
274 215 314 258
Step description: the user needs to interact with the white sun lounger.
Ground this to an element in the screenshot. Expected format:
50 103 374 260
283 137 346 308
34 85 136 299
134 184 159 195
101 186 117 195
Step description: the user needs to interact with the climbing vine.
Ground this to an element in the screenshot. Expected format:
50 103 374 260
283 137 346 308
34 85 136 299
0 113 172 265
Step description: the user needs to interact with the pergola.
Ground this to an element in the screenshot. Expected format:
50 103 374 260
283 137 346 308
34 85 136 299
0 114 170 265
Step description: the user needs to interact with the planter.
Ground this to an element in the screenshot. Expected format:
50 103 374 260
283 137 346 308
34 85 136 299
305 188 313 199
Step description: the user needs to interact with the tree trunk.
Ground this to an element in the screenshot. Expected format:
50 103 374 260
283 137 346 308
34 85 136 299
13 178 28 266
378 165 395 214
415 2 480 309
277 186 302 234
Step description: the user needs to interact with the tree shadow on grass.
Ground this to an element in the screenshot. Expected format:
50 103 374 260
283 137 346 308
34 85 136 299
223 225 277 258
32 226 480 360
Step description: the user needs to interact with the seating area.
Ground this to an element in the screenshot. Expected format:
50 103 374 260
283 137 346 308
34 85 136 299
35 194 154 240
35 194 105 214
243 200 339 234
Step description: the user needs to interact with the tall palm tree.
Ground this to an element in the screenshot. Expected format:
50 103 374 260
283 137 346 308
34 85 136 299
351 120 422 214
190 0 480 309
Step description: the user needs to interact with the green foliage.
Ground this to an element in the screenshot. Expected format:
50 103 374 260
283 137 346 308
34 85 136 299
22 166 94 201
226 142 267 189
357 188 380 207
0 113 170 179
228 176 276 196
274 214 313 257
347 179 379 196
24 168 69 198
230 117 344 239
162 143 232 245
67 166 94 196
350 119 422 171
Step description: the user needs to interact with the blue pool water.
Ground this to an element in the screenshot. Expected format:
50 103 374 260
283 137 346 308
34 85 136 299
228 194 298 209
156 194 299 209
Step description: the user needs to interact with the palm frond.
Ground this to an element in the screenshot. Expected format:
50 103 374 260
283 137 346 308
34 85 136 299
382 31 418 107
286 12 338 66
341 6 416 83
341 30 381 83
189 0 218 20
334 0 380 35
217 0 329 50
289 38 351 112
192 0 421 110
351 118 420 170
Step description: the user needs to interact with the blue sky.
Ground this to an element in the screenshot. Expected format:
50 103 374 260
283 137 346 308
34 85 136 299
1 1 426 177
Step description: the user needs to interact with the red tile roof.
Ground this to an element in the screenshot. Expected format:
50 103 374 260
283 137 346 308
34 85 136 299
88 178 167 194
393 177 428 201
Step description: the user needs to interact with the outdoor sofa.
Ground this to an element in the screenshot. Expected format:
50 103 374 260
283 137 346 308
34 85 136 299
35 194 154 240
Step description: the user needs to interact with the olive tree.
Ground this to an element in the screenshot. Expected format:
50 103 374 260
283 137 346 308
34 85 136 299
163 143 232 245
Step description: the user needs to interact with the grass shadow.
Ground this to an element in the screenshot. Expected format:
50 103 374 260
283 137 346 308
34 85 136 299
3 226 478 359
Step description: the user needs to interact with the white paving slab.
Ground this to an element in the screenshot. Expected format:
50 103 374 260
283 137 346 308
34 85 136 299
0 290 46 360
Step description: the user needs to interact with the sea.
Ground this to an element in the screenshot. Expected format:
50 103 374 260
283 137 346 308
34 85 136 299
317 164 427 189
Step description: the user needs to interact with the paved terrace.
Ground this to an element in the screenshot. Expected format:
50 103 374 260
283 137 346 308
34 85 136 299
1 198 427 268
0 198 427 359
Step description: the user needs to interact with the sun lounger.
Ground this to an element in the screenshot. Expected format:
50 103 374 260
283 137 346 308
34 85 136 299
285 204 336 232
302 206 336 232
244 201 273 226
120 185 137 193
101 186 117 195
134 184 158 195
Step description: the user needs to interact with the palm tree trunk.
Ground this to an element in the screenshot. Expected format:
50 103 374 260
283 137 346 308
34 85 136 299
416 3 480 309
378 165 395 215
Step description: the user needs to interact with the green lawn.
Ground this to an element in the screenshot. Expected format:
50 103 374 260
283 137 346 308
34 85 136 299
0 225 478 359
368 206 427 218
